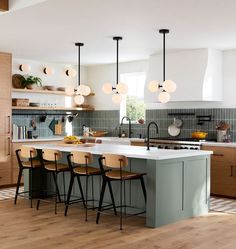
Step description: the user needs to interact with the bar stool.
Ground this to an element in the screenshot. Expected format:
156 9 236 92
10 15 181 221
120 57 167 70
36 149 69 214
96 154 147 230
65 151 101 221
15 146 43 208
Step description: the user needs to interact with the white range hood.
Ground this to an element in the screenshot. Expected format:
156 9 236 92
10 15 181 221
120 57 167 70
144 48 223 102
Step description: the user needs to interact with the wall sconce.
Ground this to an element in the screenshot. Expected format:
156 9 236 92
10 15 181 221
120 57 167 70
65 68 76 77
19 64 31 73
43 67 54 75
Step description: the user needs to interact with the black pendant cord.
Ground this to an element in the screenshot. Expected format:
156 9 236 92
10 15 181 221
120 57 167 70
159 29 169 91
163 31 165 82
116 38 119 85
112 36 122 92
75 42 84 88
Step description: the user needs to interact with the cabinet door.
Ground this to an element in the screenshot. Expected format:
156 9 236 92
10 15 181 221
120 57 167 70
211 160 235 197
0 159 11 186
0 52 12 99
0 135 11 186
0 99 11 136
0 135 11 159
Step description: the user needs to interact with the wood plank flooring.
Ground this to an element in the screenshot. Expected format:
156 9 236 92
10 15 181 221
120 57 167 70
0 198 236 249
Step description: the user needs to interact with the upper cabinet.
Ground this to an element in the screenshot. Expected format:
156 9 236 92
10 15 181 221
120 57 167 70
0 52 12 99
144 49 223 102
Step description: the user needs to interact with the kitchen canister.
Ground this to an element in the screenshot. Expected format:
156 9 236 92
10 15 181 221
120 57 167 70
217 130 227 142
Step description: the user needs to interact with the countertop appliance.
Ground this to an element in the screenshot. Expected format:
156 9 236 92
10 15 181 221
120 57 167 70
149 137 217 150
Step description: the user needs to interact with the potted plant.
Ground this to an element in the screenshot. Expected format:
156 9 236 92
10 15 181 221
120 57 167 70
21 75 42 89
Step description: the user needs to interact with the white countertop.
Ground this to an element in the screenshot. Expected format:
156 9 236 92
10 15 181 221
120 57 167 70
12 136 64 143
201 141 236 147
23 143 212 160
13 135 236 148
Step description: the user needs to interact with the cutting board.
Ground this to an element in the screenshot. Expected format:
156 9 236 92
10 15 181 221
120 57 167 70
55 122 62 135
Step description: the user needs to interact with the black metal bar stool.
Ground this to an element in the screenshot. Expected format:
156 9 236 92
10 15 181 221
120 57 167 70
36 149 69 214
15 146 43 208
96 154 147 230
65 151 102 221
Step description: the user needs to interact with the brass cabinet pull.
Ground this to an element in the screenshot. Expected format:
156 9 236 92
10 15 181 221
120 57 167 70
7 137 10 156
7 115 10 134
212 153 224 157
230 165 234 176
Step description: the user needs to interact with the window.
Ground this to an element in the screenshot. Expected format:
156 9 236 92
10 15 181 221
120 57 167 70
120 72 146 123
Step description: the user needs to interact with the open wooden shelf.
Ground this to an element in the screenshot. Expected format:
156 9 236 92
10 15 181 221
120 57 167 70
12 106 94 111
12 88 95 96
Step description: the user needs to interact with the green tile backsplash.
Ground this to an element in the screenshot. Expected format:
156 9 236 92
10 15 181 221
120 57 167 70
12 108 236 141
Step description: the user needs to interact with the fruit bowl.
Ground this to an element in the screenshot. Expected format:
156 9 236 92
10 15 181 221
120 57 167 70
63 136 80 144
191 131 208 139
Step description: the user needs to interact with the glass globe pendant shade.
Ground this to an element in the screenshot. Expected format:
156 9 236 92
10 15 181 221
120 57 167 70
148 80 159 92
82 85 91 96
163 80 176 93
112 93 122 104
158 91 170 103
65 85 75 96
102 83 113 94
77 85 84 95
74 94 85 105
116 82 128 94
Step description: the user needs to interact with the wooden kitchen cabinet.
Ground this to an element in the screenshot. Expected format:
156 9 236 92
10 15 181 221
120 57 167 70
0 52 12 99
0 99 11 135
0 52 12 187
202 145 236 197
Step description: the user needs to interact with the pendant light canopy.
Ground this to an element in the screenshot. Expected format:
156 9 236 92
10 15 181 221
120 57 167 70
102 36 128 104
147 29 176 103
66 42 91 105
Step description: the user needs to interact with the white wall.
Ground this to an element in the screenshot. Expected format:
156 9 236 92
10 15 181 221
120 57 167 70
12 49 236 110
87 60 148 110
87 50 236 110
12 58 87 107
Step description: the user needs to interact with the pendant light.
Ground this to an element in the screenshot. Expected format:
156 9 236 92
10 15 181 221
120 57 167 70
147 29 176 103
102 36 128 104
66 43 91 104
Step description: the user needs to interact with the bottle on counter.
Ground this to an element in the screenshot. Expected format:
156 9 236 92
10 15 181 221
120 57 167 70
83 126 90 137
121 130 126 137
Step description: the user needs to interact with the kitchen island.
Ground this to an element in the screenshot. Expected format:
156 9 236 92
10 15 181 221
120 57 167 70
24 143 212 228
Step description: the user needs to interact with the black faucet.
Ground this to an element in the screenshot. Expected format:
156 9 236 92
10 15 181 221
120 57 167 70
147 121 159 150
120 116 132 138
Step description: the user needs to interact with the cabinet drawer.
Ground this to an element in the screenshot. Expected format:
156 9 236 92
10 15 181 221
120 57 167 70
131 141 147 146
202 146 235 162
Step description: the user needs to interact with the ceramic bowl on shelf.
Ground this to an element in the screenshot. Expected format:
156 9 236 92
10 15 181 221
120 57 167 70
57 87 65 91
26 85 44 90
45 85 57 91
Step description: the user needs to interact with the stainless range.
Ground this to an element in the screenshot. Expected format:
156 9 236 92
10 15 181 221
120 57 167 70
149 137 214 150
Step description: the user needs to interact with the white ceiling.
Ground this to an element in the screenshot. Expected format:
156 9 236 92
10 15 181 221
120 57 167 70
1 0 236 65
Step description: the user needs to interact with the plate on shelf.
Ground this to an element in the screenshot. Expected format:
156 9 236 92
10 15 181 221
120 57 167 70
12 74 24 89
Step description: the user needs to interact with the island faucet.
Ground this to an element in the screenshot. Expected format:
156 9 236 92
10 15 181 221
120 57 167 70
147 121 159 150
120 116 132 138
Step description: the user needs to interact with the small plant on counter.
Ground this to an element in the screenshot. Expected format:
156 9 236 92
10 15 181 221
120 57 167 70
21 75 42 89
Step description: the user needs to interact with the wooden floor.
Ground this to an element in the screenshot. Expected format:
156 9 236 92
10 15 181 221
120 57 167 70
0 199 236 249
